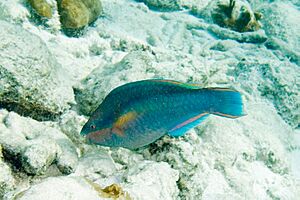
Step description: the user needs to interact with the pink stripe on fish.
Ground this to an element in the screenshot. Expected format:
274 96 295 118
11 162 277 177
86 128 111 142
212 112 240 118
170 112 208 132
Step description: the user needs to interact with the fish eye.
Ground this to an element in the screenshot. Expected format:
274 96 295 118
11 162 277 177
90 125 96 129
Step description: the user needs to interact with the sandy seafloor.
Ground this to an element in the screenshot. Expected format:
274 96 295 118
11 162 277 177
0 0 299 199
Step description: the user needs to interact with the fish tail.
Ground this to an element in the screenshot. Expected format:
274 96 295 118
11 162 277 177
206 88 244 118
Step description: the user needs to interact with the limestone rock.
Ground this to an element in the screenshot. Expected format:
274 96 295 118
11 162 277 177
0 145 16 198
260 2 300 65
0 1 30 22
0 20 74 121
207 24 267 43
55 139 79 175
59 110 87 145
0 110 78 175
122 161 179 200
57 0 102 29
75 150 117 178
21 138 58 175
230 54 300 128
28 0 53 18
138 0 181 11
0 162 16 198
13 177 103 200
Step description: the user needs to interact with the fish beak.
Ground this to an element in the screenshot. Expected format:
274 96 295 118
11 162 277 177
80 123 88 136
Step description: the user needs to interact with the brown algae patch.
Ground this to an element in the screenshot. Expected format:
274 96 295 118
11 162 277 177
84 178 131 200
212 0 262 32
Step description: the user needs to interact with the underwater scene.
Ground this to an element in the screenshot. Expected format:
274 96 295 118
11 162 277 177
0 0 299 199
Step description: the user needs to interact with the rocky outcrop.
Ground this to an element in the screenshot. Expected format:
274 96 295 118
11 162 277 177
27 0 53 18
57 0 102 29
0 145 15 199
122 161 179 200
0 110 78 175
260 2 300 65
0 20 74 120
12 177 103 200
137 0 181 11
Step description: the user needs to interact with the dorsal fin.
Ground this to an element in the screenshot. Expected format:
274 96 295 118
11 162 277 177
107 79 204 101
149 79 202 89
204 87 239 92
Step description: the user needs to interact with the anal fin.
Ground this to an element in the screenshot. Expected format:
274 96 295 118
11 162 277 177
168 113 209 137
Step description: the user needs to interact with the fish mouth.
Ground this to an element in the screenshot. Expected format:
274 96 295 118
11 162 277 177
80 123 91 136
85 128 112 144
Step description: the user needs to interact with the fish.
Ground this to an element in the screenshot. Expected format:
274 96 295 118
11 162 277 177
80 79 244 149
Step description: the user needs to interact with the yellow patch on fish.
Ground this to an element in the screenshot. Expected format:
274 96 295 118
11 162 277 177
112 111 138 136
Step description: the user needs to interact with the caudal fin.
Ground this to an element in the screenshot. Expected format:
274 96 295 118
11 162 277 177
206 88 244 118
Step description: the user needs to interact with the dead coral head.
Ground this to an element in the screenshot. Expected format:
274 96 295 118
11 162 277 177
28 0 53 18
212 0 262 32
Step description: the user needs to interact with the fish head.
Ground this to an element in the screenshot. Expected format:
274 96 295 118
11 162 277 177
80 114 116 145
85 127 113 146
81 110 139 148
81 122 116 147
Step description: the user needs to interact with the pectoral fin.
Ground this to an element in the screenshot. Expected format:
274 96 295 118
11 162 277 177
112 111 138 136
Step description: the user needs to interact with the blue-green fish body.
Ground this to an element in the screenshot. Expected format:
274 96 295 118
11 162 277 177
81 79 243 149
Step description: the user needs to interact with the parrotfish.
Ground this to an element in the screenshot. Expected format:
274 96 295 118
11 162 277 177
81 79 244 149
